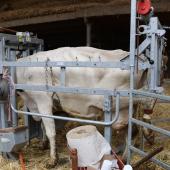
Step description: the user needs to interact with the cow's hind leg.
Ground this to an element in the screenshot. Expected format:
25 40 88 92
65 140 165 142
36 96 58 168
40 122 49 150
42 117 58 168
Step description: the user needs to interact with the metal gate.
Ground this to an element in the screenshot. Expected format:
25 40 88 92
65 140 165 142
0 0 169 169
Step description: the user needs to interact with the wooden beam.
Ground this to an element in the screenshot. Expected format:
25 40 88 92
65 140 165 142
0 1 170 28
0 5 130 27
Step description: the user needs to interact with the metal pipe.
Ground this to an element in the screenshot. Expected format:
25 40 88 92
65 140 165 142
132 147 163 168
15 84 130 97
132 118 170 136
9 50 17 127
60 67 66 86
0 38 5 74
0 104 6 128
163 26 170 30
130 146 170 170
104 94 120 143
127 0 137 164
132 90 170 101
2 61 129 69
11 93 120 126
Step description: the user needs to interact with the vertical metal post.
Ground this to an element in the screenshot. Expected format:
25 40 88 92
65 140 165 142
24 105 29 142
127 0 137 164
157 36 163 86
149 18 158 91
22 50 30 140
0 37 4 74
60 67 66 86
9 50 17 127
85 18 91 47
104 95 112 144
0 103 6 128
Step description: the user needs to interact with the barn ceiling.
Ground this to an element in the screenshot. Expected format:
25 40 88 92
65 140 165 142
0 0 170 27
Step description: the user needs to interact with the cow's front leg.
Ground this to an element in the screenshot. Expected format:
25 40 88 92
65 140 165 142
37 97 58 168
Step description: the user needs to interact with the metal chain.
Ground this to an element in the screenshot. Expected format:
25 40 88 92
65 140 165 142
45 58 50 89
45 58 61 107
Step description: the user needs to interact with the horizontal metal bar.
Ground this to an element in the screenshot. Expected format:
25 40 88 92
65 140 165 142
11 95 119 125
152 118 170 124
2 61 149 70
131 118 170 137
132 90 170 102
15 84 130 97
3 61 129 69
130 146 170 170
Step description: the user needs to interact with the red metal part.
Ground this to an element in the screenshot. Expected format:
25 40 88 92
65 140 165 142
137 0 151 15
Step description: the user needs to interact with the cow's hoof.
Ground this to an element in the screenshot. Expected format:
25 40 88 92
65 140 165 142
45 159 58 169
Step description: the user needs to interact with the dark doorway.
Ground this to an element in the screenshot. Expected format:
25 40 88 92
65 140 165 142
11 13 170 77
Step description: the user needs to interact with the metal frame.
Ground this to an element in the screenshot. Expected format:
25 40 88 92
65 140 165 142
127 0 170 169
0 33 44 154
0 1 169 169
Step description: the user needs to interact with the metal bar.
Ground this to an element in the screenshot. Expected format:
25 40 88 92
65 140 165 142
131 118 170 136
104 95 112 143
60 67 66 86
23 105 29 142
2 61 150 70
132 147 164 168
149 17 158 91
130 146 170 170
0 37 4 74
152 118 170 124
2 61 129 69
127 0 137 164
135 38 151 56
132 90 170 101
9 50 17 127
15 84 130 96
0 104 6 128
11 97 120 125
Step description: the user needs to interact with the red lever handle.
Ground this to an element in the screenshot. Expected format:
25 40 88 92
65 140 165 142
137 0 151 15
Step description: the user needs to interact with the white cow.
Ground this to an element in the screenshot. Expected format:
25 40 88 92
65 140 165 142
15 47 152 167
